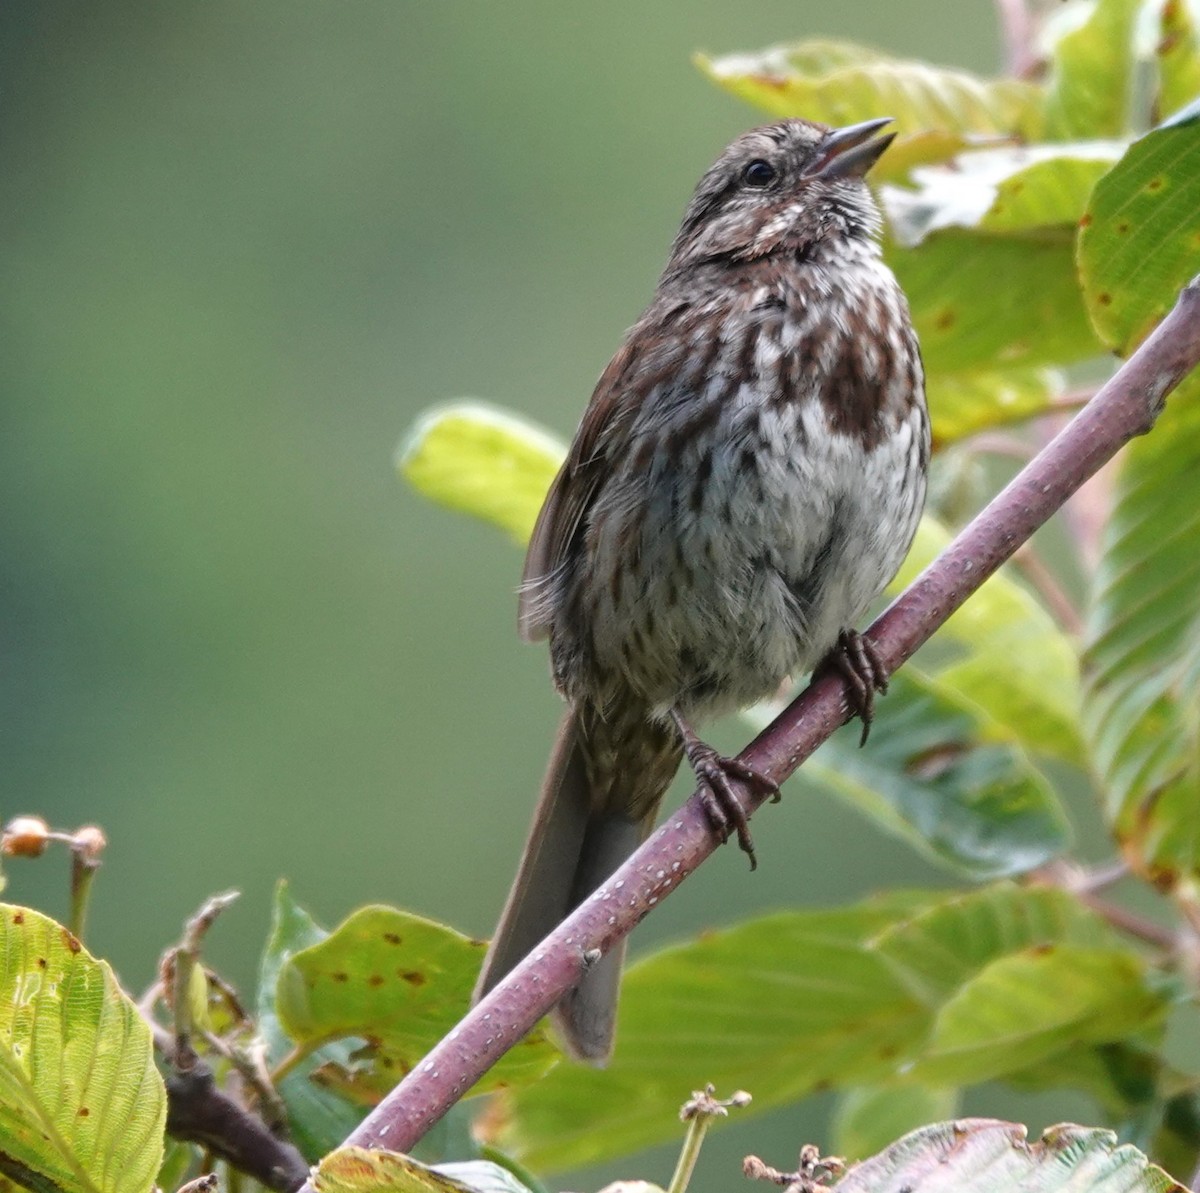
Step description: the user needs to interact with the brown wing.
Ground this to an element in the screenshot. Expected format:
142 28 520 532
517 339 638 642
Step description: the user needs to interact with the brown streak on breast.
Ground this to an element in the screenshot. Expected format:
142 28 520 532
820 328 887 451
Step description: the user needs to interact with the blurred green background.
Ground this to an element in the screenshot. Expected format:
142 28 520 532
0 2 1084 1186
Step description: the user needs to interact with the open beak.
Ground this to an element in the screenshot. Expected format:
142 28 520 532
807 117 895 181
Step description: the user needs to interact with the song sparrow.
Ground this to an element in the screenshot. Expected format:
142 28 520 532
473 117 929 1061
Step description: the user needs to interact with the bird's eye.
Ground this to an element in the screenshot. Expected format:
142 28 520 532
741 159 777 188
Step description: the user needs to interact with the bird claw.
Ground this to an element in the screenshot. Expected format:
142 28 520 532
823 629 889 746
686 744 779 871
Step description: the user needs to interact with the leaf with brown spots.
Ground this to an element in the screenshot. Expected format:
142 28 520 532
827 1119 1183 1192
1156 0 1200 122
888 227 1100 376
0 904 166 1193
1078 102 1200 352
276 905 557 1105
314 1146 535 1193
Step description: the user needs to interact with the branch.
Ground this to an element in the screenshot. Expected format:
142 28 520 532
165 1062 310 1192
294 276 1200 1186
149 892 310 1191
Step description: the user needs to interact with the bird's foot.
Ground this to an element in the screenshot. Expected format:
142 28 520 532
822 628 889 746
670 710 779 870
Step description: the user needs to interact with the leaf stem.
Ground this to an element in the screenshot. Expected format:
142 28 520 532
668 1087 751 1193
68 849 99 943
268 1043 313 1087
1011 544 1084 636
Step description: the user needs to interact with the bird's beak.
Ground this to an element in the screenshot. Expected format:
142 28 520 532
808 117 896 181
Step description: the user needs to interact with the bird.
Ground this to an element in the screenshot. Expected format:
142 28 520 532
472 117 929 1063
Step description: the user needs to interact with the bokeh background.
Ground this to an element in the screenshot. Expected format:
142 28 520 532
0 3 1087 1188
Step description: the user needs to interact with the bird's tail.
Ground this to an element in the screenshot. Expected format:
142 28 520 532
472 703 678 1062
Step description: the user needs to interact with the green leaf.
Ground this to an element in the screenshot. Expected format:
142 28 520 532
1005 1040 1174 1118
0 904 166 1193
1043 0 1143 139
1083 384 1200 888
881 143 1113 379
926 367 1065 448
870 883 1116 1006
696 42 1040 179
397 402 565 545
911 945 1168 1085
888 228 1101 376
1152 1089 1200 1185
829 1119 1182 1192
808 671 1070 879
276 906 558 1104
156 1139 199 1193
314 1148 535 1193
1077 104 1200 353
257 882 365 1161
883 144 1123 246
1157 0 1200 121
831 1085 959 1163
891 517 1084 765
492 894 934 1172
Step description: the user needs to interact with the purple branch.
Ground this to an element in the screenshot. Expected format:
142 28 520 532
294 277 1200 1187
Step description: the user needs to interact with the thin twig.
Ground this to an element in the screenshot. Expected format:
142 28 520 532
1076 892 1177 951
1051 387 1100 413
169 892 240 1072
1039 861 1176 950
970 431 1036 462
1011 543 1084 636
994 0 1040 78
286 276 1200 1186
202 1033 291 1140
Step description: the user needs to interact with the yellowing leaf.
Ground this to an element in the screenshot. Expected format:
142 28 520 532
1157 0 1200 120
888 230 1100 375
314 1148 534 1193
696 42 1040 180
0 904 166 1193
397 403 564 545
1043 0 1143 138
927 368 1065 448
830 1119 1181 1192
